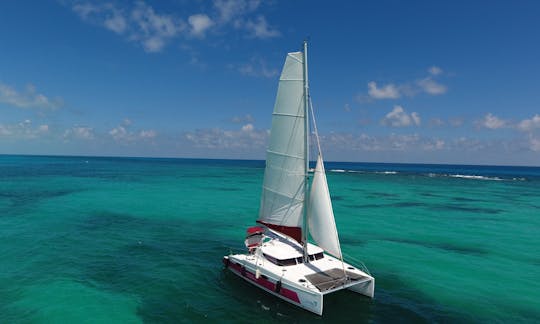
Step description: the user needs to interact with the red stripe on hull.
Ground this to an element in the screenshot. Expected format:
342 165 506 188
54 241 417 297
224 258 301 304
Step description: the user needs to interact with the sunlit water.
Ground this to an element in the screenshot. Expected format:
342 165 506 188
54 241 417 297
1 155 539 323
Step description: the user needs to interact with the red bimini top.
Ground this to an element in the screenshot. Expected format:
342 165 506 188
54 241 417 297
246 226 264 236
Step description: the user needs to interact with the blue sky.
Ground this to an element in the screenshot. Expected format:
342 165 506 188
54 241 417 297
1 1 539 165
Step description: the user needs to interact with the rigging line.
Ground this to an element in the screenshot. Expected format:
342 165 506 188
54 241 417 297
309 96 322 158
309 96 347 277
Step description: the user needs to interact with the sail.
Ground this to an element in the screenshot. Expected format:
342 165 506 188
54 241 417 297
308 154 342 259
258 51 306 243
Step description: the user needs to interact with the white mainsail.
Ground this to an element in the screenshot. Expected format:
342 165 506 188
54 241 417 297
308 154 343 259
258 51 306 241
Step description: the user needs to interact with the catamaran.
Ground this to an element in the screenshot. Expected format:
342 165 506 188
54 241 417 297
223 41 374 315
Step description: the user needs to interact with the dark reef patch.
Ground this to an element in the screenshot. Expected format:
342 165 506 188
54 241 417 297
383 237 487 256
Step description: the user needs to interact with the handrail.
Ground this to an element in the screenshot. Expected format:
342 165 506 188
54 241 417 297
342 252 372 276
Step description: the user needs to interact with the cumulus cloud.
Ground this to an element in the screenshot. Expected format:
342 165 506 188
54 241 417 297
529 136 540 151
235 57 278 78
231 114 254 123
70 0 278 53
243 15 280 38
72 1 184 53
517 114 540 132
367 82 400 99
429 118 445 127
184 123 267 150
479 113 507 129
0 82 63 110
362 66 448 101
214 0 261 23
381 105 421 127
417 77 447 95
428 66 443 76
0 120 50 139
139 129 157 139
63 126 95 140
188 14 214 37
109 120 157 142
323 132 448 153
104 11 127 34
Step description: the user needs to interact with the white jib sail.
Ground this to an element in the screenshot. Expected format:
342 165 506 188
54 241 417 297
308 154 342 259
258 51 306 230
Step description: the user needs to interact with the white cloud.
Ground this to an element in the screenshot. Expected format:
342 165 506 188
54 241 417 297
417 77 447 95
214 0 261 22
0 82 63 110
529 136 540 151
428 66 443 76
109 125 131 141
109 121 157 142
139 130 157 139
517 114 540 132
367 81 400 99
63 126 94 140
479 113 507 129
411 112 421 126
429 118 445 127
381 105 421 127
424 139 445 151
72 1 184 53
188 14 214 37
70 1 278 53
184 124 267 150
72 2 99 19
104 12 127 34
236 58 278 78
0 120 50 139
362 66 447 102
130 2 184 52
243 16 280 38
241 123 254 132
323 132 447 152
232 114 254 123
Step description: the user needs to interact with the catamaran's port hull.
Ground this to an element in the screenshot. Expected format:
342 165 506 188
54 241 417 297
224 256 323 315
223 256 374 315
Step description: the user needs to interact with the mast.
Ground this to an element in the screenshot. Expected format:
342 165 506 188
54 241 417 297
302 40 310 263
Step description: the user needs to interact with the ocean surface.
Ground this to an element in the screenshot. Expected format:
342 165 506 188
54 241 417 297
1 155 539 323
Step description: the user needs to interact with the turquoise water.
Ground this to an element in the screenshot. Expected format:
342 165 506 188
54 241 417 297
1 155 539 323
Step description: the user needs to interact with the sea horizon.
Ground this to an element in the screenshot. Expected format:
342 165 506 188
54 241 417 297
2 153 540 169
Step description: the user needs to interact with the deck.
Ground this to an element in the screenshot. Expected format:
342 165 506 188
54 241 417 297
305 268 369 292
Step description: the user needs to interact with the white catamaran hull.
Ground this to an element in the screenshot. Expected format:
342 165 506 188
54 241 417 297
223 247 374 315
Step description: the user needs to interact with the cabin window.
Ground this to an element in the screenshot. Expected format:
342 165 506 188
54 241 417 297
278 258 297 266
309 252 324 261
263 253 298 267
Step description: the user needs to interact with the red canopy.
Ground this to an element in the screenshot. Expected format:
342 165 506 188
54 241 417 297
246 226 264 235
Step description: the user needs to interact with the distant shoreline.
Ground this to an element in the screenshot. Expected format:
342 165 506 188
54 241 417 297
1 153 539 169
